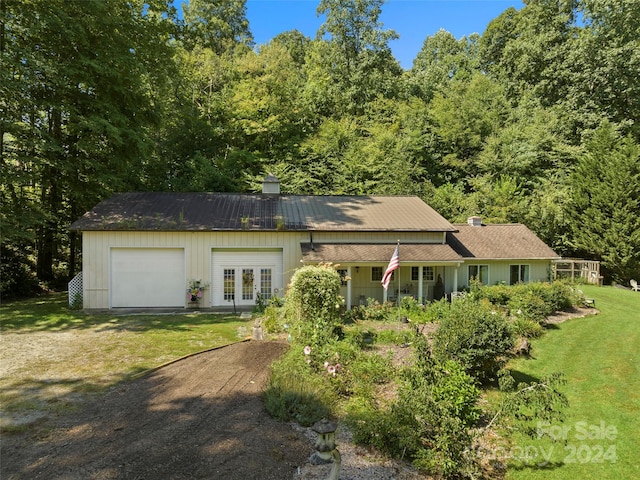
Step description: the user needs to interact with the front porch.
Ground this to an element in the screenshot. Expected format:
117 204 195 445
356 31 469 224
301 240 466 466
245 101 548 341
337 264 460 309
299 242 464 310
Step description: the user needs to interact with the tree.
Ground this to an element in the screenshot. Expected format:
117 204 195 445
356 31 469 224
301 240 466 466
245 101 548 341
409 30 480 101
568 122 640 283
1 0 175 287
306 0 402 116
479 0 578 105
562 0 640 137
429 73 509 181
181 0 253 54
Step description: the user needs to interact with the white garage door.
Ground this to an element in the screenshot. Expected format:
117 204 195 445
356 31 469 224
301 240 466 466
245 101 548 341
111 248 185 308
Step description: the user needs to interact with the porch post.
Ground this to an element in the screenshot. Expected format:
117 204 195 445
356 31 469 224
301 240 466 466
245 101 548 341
418 266 424 304
347 267 353 311
453 263 459 293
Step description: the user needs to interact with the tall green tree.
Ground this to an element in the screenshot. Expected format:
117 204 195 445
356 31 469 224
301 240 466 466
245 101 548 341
562 0 640 137
306 0 402 117
1 0 175 286
409 30 480 101
568 122 640 283
429 73 509 181
479 0 578 104
181 0 253 54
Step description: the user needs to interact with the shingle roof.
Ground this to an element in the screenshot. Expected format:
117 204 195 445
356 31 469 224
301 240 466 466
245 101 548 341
447 224 559 260
69 193 456 232
300 243 462 263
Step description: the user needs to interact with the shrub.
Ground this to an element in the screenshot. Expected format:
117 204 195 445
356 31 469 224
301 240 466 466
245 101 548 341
261 303 285 333
473 282 512 306
264 346 336 426
510 317 544 338
349 351 394 387
432 297 514 383
343 326 377 349
347 298 394 322
347 338 482 478
507 290 550 323
284 263 343 346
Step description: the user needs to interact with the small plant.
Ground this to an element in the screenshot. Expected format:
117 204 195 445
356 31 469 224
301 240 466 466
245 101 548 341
187 279 209 304
69 291 83 310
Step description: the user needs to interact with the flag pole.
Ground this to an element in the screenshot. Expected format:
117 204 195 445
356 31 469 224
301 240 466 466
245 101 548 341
396 240 401 325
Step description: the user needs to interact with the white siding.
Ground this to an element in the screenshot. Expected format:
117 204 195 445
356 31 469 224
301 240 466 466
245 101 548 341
81 231 306 309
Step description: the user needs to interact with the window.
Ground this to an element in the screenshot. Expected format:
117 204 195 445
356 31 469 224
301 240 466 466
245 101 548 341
260 268 272 299
242 268 254 300
337 269 348 286
371 267 383 282
223 269 235 301
510 265 529 284
468 265 489 284
412 266 434 281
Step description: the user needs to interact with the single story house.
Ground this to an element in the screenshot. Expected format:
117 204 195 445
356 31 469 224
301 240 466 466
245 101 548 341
69 175 559 310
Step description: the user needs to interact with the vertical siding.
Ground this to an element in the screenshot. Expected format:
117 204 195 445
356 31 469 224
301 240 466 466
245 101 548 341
82 230 308 309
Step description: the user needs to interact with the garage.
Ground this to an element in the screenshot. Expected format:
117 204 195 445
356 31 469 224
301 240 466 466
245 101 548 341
111 248 185 308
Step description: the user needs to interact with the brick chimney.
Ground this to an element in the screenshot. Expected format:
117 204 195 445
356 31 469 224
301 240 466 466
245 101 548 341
262 174 280 194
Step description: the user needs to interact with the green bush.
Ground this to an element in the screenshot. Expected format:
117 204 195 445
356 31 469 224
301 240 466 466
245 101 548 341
432 297 514 383
507 290 550 323
510 317 544 338
346 335 483 478
473 282 512 306
264 346 336 426
431 360 482 425
261 303 285 333
346 298 394 322
285 264 343 346
343 326 378 349
349 351 394 387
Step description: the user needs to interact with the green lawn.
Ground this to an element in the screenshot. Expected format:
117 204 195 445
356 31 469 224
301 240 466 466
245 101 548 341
505 285 640 479
0 293 255 431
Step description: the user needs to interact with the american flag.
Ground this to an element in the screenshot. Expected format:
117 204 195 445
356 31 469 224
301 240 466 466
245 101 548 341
381 245 399 290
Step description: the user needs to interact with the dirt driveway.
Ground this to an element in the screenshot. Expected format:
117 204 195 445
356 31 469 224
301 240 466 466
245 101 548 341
1 340 313 479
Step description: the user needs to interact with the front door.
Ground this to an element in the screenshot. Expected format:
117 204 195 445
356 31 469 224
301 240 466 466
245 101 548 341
222 267 274 307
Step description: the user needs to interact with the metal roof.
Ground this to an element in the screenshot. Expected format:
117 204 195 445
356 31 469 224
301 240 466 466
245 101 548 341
447 224 560 260
300 243 462 263
69 192 456 232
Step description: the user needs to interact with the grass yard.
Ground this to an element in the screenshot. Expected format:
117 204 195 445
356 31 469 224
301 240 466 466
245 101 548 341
504 285 640 480
0 293 255 431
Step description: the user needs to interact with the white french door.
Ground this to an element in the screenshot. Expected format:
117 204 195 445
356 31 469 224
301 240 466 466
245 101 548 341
212 249 282 307
222 267 274 306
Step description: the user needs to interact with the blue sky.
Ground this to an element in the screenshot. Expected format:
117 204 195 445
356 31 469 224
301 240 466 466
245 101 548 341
246 0 523 69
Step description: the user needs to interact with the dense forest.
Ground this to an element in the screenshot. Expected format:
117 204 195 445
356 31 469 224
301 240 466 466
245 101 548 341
1 0 639 298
